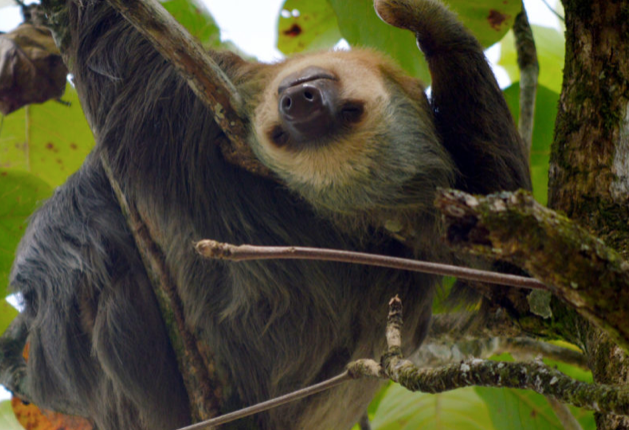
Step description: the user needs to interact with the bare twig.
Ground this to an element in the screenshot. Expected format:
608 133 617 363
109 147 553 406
101 155 220 422
195 240 546 290
436 188 629 352
177 372 352 430
513 3 539 153
540 0 565 21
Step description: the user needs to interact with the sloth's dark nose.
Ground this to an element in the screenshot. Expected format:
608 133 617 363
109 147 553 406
278 77 339 145
279 83 324 120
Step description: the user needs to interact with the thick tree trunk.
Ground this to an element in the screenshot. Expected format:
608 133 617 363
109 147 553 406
551 1 629 429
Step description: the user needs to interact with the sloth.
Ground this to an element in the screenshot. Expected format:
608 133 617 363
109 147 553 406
9 0 530 429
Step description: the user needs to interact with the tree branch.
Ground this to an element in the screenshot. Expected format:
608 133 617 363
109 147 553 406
435 188 629 352
348 297 629 416
101 155 221 422
104 0 271 178
39 0 272 179
513 3 539 153
195 240 546 290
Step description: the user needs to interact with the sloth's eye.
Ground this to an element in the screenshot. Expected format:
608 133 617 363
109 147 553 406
270 125 289 146
340 101 364 124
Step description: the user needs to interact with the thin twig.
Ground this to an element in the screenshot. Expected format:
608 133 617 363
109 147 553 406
176 372 352 430
513 3 539 154
195 240 547 291
540 0 565 21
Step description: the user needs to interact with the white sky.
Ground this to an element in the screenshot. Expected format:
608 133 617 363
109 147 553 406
0 0 561 403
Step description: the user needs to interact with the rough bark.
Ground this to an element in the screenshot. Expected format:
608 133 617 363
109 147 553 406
552 1 629 429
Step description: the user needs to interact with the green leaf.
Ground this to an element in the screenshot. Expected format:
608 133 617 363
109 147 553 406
277 0 343 54
0 83 94 188
0 170 52 297
328 0 520 81
476 387 558 430
498 26 565 93
0 400 22 430
446 0 521 48
503 83 559 205
371 384 495 430
329 0 430 80
475 387 594 430
544 355 592 383
161 0 222 49
0 300 18 335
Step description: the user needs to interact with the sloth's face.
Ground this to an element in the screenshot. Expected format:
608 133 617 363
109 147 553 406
251 50 453 220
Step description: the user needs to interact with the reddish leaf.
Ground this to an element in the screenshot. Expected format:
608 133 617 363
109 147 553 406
11 397 93 430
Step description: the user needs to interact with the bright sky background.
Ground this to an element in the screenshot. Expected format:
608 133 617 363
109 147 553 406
0 0 561 403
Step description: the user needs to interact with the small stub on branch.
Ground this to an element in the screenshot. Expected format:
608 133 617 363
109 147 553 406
195 240 236 260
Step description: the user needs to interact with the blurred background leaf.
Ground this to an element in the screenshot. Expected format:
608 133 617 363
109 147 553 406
277 0 342 54
0 170 52 298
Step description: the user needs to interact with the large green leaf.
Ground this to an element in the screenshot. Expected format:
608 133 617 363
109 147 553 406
499 25 565 93
162 0 222 49
329 0 429 80
503 83 559 205
0 170 52 298
447 0 520 48
0 83 94 188
0 300 18 335
328 0 520 81
370 384 495 430
0 400 22 430
476 387 594 430
277 0 343 54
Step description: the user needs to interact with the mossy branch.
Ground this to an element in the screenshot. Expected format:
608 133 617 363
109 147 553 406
348 297 629 416
435 188 629 352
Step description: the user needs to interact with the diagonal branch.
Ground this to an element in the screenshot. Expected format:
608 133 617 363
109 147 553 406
101 155 221 422
513 3 539 153
104 0 272 178
435 188 629 352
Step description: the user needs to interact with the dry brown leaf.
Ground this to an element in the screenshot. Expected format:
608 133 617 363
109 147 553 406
0 24 68 115
11 397 93 430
